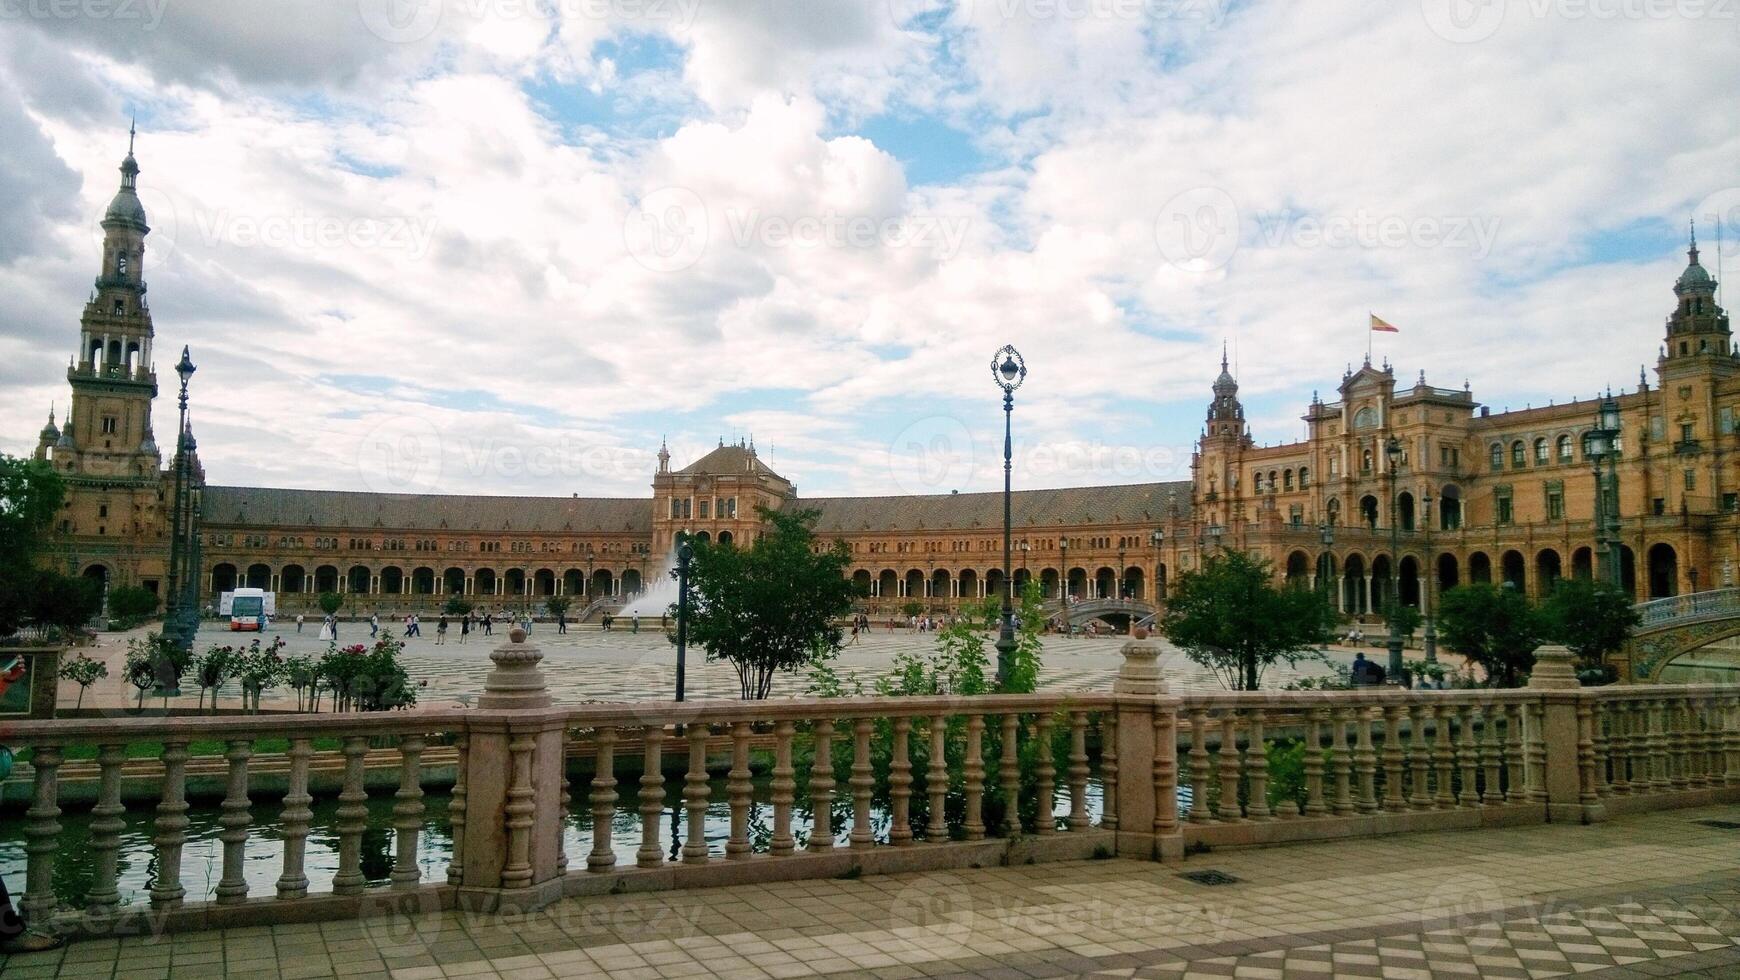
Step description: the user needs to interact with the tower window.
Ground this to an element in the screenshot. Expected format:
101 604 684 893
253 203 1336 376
101 416 118 435
98 505 108 518
113 300 125 315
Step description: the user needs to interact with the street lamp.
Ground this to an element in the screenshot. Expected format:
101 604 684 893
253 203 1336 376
673 534 694 702
1421 491 1437 663
992 344 1026 686
160 346 197 692
1384 435 1404 680
1149 528 1164 601
1587 393 1624 590
1318 522 1335 656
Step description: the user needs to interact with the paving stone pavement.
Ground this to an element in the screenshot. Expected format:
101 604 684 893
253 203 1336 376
65 625 1397 710
3 804 1735 979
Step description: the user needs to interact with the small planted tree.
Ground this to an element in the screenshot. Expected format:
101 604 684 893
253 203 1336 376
1436 583 1543 688
684 507 858 699
236 637 288 712
443 596 474 617
318 592 343 617
122 632 180 711
285 654 319 711
1539 579 1639 681
106 585 159 624
193 644 237 712
58 655 109 710
544 595 570 620
1159 550 1337 690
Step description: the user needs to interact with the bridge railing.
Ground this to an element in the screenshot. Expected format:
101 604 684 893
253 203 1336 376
1 636 1734 942
1636 588 1740 627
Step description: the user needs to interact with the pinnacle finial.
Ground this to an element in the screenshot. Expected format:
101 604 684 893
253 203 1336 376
1220 340 1228 372
128 115 136 155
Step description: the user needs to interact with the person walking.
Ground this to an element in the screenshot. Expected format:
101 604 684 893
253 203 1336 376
482 611 493 636
369 613 380 638
557 611 567 635
631 615 640 634
436 616 448 645
459 615 470 644
296 612 305 633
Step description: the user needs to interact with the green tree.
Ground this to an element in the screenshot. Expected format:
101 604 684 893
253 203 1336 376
544 595 570 619
1538 579 1639 670
901 599 924 619
0 454 101 638
1381 599 1423 643
684 507 859 699
107 584 160 622
317 592 343 616
1436 583 1543 688
58 655 109 710
444 596 474 616
1159 551 1337 690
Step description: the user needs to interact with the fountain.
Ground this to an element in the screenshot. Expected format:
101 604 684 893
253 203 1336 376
615 547 680 618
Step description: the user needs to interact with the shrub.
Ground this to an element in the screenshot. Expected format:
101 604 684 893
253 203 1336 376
107 585 160 621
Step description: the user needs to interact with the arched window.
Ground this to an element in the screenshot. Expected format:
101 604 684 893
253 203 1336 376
1510 441 1526 468
1283 469 1294 491
1490 442 1503 470
1253 472 1264 493
1354 407 1378 430
1326 498 1341 526
1533 438 1548 465
1362 449 1373 472
1299 466 1310 488
1268 470 1278 493
1556 434 1572 462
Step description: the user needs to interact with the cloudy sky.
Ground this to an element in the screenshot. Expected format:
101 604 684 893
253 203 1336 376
1 0 1736 500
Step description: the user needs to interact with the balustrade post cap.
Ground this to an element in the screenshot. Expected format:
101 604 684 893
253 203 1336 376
478 628 552 709
1526 644 1580 690
1114 636 1167 695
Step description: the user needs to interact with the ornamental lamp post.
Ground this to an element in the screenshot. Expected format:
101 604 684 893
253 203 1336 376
1384 435 1405 680
1318 522 1335 656
673 533 693 702
1149 528 1164 602
1587 393 1624 591
160 347 197 691
992 344 1027 686
1421 491 1438 663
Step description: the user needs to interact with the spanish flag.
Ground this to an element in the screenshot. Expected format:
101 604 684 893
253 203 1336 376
1370 313 1399 333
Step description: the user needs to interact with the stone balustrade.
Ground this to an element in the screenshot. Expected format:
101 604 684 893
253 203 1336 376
0 634 1735 942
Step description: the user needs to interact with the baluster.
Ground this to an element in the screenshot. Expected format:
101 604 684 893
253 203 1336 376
1525 702 1548 804
1408 704 1434 810
728 722 755 858
1631 699 1651 791
1670 699 1690 789
808 719 836 851
85 743 127 918
1244 709 1272 821
1644 698 1665 791
1479 705 1502 805
588 727 619 870
926 714 949 840
1381 705 1407 811
1100 713 1118 831
392 735 426 887
557 748 572 875
1576 701 1599 807
683 724 710 864
278 737 314 898
1151 707 1176 836
1704 695 1724 786
1504 702 1528 804
153 740 191 908
1591 701 1611 797
1329 707 1355 816
1725 694 1740 786
639 725 667 867
1604 702 1628 796
1188 708 1214 823
1354 707 1378 814
1067 712 1090 831
21 745 61 920
1303 708 1327 818
1036 714 1058 835
1432 705 1455 809
1696 696 1717 787
446 734 468 885
963 715 986 840
1000 714 1021 836
217 738 256 903
851 718 876 849
1216 709 1243 822
771 720 796 855
1455 705 1479 807
889 717 913 845
502 731 537 888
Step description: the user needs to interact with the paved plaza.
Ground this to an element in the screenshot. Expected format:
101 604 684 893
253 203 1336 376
59 624 1409 711
1 805 1736 979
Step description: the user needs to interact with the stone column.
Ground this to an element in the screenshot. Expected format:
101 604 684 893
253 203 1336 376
1528 644 1605 824
457 627 569 912
1112 631 1177 860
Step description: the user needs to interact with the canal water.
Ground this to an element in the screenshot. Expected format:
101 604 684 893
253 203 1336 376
0 777 1108 909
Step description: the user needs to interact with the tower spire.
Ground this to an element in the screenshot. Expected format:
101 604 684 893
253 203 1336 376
128 115 136 155
1690 217 1700 265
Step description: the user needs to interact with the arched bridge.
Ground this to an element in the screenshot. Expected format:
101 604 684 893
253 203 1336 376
1046 597 1159 628
1628 588 1740 682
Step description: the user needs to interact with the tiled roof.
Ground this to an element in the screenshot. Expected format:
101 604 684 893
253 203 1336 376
676 444 785 480
201 486 652 533
798 481 1194 533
